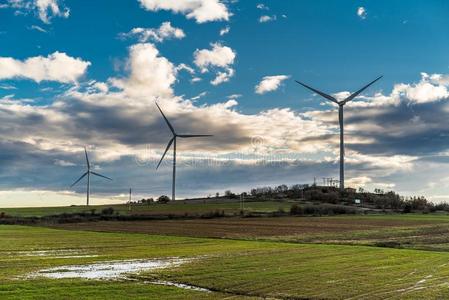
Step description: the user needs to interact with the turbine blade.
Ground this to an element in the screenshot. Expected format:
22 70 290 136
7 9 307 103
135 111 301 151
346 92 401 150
341 76 383 105
70 172 88 187
91 171 112 181
156 137 174 170
178 134 213 138
84 147 90 169
155 102 175 134
295 80 339 104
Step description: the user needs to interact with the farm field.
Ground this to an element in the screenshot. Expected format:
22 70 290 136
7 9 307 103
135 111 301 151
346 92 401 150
55 214 449 251
3 217 449 299
0 200 292 217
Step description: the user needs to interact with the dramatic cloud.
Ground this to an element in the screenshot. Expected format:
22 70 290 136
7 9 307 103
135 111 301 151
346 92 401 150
0 52 90 83
1 40 449 204
120 22 185 43
1 0 69 23
255 75 290 94
193 43 236 85
357 7 367 19
138 0 231 23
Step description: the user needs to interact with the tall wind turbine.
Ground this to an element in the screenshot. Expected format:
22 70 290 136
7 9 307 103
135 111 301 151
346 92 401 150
295 76 382 191
70 147 112 206
155 103 212 201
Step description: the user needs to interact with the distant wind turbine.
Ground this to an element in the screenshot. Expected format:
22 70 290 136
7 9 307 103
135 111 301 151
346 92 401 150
70 147 112 206
295 76 382 191
155 102 212 201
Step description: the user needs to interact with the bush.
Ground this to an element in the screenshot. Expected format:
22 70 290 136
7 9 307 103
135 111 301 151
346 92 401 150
101 207 114 215
374 241 402 248
290 204 304 215
158 195 170 204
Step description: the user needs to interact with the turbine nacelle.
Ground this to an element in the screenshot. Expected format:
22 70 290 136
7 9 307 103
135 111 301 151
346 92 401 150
295 76 383 106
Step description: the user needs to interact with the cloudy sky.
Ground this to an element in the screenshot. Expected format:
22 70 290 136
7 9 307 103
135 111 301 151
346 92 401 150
1 0 449 207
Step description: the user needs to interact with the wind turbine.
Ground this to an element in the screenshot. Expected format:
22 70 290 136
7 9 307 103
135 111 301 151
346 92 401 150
155 103 212 201
70 147 112 206
295 76 382 191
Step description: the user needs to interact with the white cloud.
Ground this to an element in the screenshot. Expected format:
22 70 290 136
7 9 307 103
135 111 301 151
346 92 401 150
393 73 449 104
259 15 276 23
29 25 47 33
193 43 236 85
0 84 17 90
256 4 269 10
190 91 207 101
92 81 109 93
427 73 449 86
211 68 234 85
194 43 236 71
110 43 176 98
120 22 185 43
219 26 230 36
175 63 195 75
357 7 367 19
138 0 231 23
2 0 69 23
255 75 290 94
54 159 75 167
0 52 90 83
35 0 69 23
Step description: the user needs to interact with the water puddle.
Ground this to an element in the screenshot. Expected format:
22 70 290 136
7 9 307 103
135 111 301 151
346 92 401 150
25 257 214 293
27 258 189 280
148 280 212 293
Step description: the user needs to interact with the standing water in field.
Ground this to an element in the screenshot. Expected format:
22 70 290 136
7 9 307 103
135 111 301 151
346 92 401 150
27 258 190 280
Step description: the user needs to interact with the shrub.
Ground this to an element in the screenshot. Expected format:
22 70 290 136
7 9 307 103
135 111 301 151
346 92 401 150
290 204 304 215
158 195 170 204
101 207 114 215
374 241 402 248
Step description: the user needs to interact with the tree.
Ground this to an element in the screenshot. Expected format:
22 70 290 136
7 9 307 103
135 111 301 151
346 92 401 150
158 195 170 204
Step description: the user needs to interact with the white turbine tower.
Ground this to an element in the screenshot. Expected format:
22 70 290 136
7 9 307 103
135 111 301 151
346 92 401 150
155 103 212 201
70 147 112 206
295 76 382 191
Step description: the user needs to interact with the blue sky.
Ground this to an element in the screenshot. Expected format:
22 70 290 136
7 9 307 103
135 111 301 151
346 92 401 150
1 0 449 207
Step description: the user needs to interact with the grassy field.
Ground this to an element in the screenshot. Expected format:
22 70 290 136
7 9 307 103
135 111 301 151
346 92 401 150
55 214 449 250
3 223 449 299
0 200 292 217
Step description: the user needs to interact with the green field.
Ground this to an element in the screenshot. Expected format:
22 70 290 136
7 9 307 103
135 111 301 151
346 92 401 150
0 200 292 217
3 221 449 299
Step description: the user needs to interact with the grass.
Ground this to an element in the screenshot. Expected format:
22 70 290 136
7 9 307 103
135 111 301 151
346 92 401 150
0 200 292 217
55 214 449 251
4 224 449 299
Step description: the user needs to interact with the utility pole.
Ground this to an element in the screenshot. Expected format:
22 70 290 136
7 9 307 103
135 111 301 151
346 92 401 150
240 193 245 210
128 188 132 211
